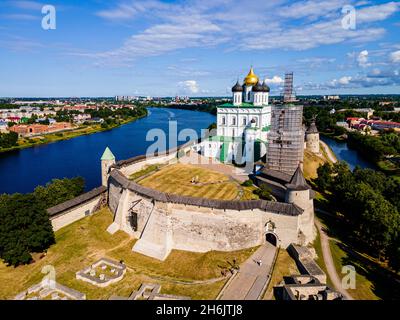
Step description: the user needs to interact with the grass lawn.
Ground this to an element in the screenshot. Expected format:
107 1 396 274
303 149 327 180
0 207 256 300
138 163 244 200
316 207 400 300
329 240 400 300
129 164 161 181
263 248 299 300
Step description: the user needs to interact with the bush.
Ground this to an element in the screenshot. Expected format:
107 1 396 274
253 184 272 200
241 179 253 187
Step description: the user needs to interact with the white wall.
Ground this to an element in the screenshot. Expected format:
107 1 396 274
50 196 102 231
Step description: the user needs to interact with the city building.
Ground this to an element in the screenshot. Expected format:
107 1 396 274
323 95 340 101
9 122 73 137
347 117 400 132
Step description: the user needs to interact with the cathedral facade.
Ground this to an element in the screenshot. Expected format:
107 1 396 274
201 67 271 164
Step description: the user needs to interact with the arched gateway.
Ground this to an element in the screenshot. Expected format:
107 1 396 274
265 232 278 246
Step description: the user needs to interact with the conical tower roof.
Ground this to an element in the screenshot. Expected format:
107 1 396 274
306 120 319 134
286 166 310 190
101 147 115 161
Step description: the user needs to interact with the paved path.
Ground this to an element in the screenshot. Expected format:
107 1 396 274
219 244 277 300
320 141 337 163
315 219 353 300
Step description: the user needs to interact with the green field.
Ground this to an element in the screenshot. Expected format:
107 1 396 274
0 208 256 300
263 248 299 300
316 212 400 300
138 163 258 201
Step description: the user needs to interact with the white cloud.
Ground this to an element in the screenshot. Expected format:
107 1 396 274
178 80 199 94
278 0 348 20
390 50 400 63
264 76 284 84
11 1 44 11
86 0 399 66
96 1 172 20
357 1 400 23
338 76 352 84
357 50 371 68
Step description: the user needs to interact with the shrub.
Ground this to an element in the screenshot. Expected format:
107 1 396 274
241 179 253 187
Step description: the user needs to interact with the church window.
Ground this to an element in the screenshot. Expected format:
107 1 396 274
248 91 251 100
221 116 226 125
232 116 236 125
243 117 247 126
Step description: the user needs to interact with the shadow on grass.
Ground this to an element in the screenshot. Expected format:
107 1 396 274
335 241 400 300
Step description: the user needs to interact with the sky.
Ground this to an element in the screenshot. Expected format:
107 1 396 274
0 0 399 97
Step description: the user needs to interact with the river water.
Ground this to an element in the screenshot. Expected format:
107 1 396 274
320 135 375 170
1 109 375 194
0 108 216 194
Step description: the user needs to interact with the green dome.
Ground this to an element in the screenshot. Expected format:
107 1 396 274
101 147 115 161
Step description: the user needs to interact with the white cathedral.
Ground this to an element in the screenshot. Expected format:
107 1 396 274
201 67 271 164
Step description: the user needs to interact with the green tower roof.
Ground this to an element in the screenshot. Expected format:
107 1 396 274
101 147 115 161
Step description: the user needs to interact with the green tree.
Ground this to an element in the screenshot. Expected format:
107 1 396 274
254 184 272 200
314 163 333 190
0 177 85 266
33 177 85 209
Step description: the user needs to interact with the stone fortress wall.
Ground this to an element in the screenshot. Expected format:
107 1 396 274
105 142 316 261
44 138 316 262
47 186 107 231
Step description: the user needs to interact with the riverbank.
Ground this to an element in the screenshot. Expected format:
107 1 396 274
0 108 216 194
0 114 147 154
322 134 400 181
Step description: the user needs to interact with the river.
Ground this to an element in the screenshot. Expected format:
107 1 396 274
320 135 375 170
0 108 216 194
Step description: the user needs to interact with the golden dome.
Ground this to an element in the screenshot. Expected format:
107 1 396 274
244 67 259 86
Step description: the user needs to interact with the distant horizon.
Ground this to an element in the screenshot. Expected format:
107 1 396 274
2 93 400 100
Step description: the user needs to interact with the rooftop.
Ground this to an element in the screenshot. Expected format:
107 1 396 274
217 103 266 109
101 147 115 161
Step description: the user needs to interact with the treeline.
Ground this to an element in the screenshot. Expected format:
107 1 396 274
315 162 400 271
347 131 400 163
374 111 400 123
0 132 18 149
86 105 147 120
158 103 218 115
54 106 148 124
303 106 364 135
0 177 85 266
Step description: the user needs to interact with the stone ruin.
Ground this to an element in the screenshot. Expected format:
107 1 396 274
76 257 126 287
15 281 86 300
109 283 191 300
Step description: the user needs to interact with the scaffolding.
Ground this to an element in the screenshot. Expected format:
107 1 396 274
282 72 296 103
266 104 304 175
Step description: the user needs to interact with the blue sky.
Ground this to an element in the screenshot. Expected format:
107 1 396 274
0 0 399 97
